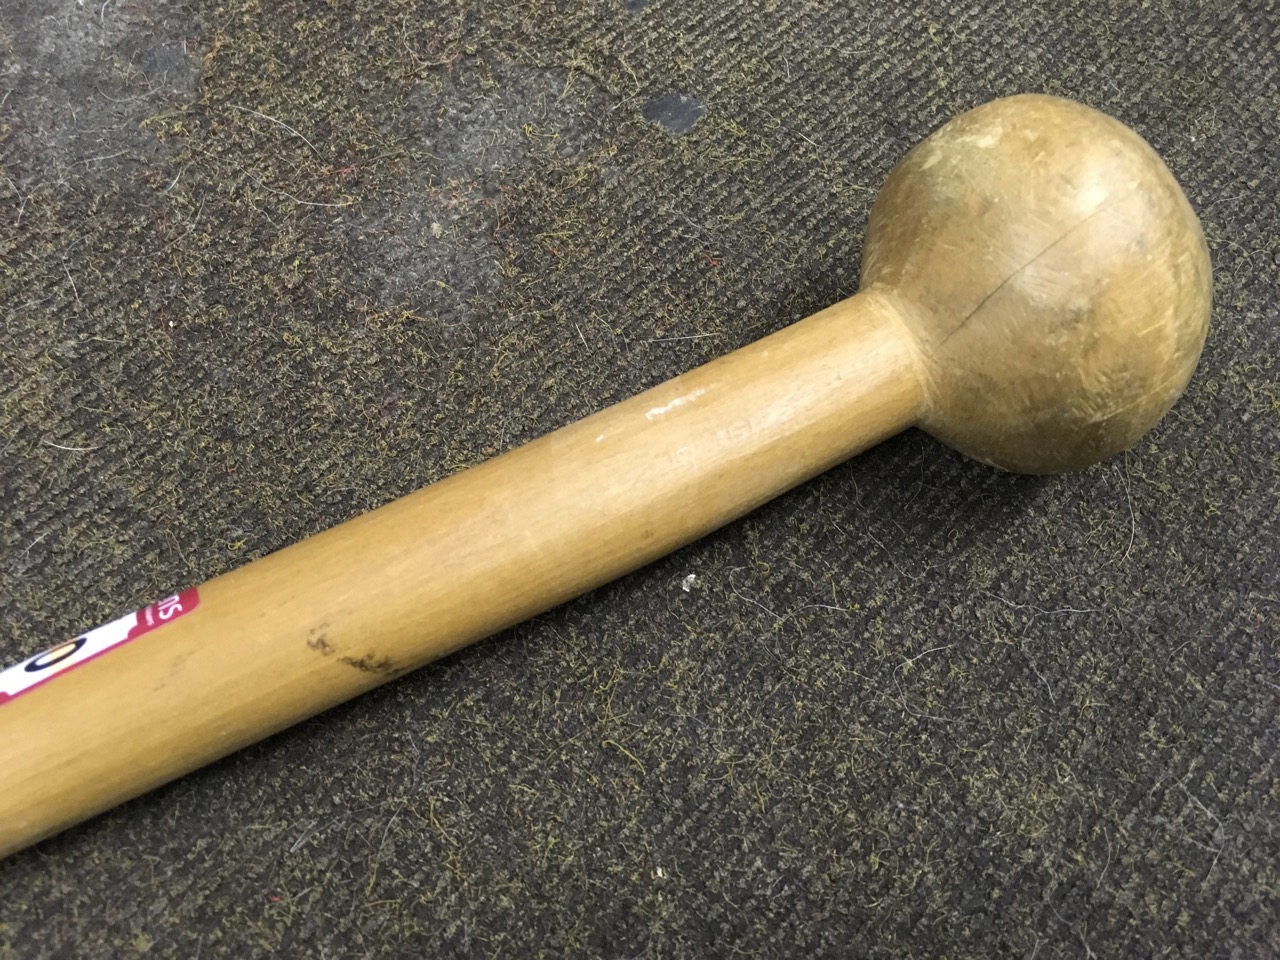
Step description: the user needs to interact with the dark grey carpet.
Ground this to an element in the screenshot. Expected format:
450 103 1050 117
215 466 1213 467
1 1 1277 956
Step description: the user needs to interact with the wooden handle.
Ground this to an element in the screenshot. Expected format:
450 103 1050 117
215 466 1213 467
0 289 922 856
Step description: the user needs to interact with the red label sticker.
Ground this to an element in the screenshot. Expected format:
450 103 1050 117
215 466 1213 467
0 589 199 707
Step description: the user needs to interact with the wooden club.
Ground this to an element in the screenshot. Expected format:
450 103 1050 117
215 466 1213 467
0 94 1212 857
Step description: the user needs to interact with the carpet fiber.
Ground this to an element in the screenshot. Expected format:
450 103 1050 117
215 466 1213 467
1 1 1277 957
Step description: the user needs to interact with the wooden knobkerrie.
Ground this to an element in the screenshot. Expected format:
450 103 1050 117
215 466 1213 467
0 94 1211 858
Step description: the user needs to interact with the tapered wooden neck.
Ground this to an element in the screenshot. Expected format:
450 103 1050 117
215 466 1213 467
380 283 928 629
218 282 930 663
0 287 925 856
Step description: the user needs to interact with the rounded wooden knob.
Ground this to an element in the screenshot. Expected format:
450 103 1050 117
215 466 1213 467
862 94 1212 473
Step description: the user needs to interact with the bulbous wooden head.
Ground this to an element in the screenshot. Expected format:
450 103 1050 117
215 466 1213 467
862 94 1212 474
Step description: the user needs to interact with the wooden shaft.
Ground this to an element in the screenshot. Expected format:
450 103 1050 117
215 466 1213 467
0 287 923 857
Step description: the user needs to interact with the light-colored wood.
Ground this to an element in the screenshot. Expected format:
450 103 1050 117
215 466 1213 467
0 95 1212 857
862 95 1211 473
0 291 924 855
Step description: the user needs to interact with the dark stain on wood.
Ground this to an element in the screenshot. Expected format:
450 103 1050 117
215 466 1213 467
307 626 335 656
339 653 400 678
